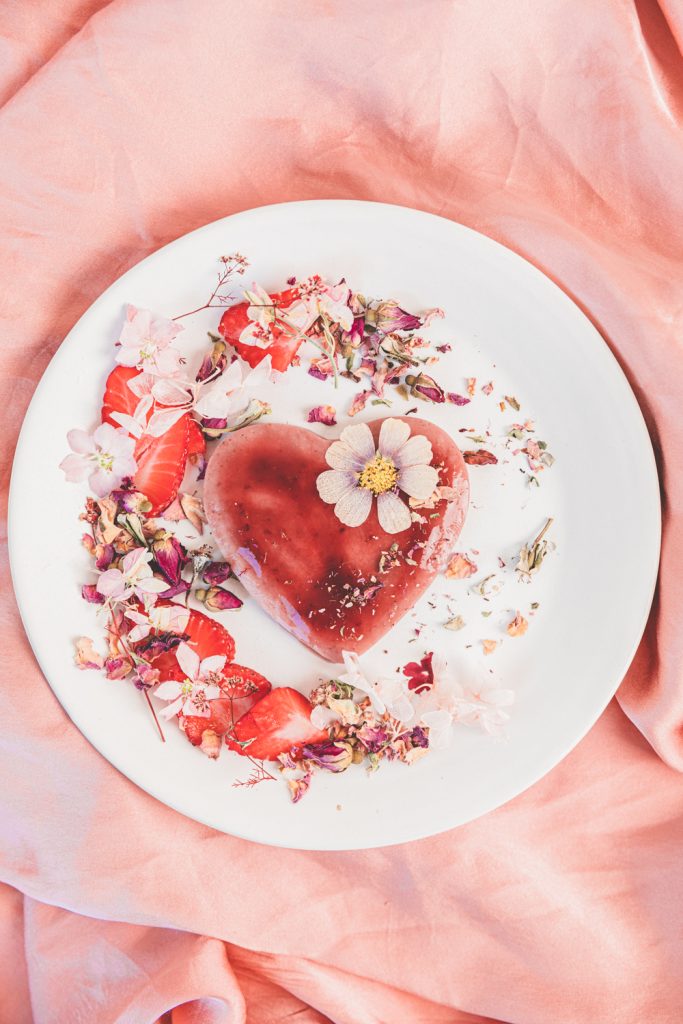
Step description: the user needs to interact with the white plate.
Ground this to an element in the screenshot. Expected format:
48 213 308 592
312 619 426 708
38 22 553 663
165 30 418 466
8 201 660 850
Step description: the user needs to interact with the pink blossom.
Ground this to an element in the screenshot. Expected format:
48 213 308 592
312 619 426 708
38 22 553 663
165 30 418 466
60 423 137 498
96 547 168 603
124 602 190 643
116 305 184 376
152 642 226 719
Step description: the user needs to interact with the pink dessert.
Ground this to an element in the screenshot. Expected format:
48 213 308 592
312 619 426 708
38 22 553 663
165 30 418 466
204 417 469 662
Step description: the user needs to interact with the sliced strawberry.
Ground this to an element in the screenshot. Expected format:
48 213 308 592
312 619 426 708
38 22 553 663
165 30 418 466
150 605 236 683
226 686 328 761
181 664 271 745
133 413 189 514
101 364 141 427
218 287 304 372
186 418 206 458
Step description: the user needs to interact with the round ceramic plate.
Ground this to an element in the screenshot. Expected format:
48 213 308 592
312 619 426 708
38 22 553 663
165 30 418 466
8 201 660 850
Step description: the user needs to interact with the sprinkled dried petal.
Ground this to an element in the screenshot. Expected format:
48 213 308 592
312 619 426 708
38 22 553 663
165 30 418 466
307 404 337 426
463 449 498 466
74 637 104 670
482 639 498 656
447 392 470 406
444 615 465 631
506 612 529 637
445 553 477 579
466 377 477 396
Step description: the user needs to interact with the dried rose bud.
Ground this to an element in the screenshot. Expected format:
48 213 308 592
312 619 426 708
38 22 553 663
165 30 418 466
301 741 353 773
373 300 422 333
82 533 96 554
404 372 445 404
199 729 222 759
152 533 187 585
104 655 133 680
196 339 228 382
203 561 233 586
81 583 105 605
195 586 243 611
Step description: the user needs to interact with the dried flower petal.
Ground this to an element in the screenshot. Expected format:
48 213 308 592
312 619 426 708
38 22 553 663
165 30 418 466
482 639 498 656
74 637 104 670
447 392 470 406
307 404 337 426
463 449 498 466
444 615 465 631
466 377 477 396
402 652 435 693
302 741 353 772
445 554 477 579
506 612 529 637
81 583 105 605
517 518 554 581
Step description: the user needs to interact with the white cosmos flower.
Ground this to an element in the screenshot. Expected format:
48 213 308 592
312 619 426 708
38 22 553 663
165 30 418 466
316 418 438 534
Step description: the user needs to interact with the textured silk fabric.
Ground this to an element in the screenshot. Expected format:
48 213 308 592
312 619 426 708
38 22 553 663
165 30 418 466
1 1 683 1021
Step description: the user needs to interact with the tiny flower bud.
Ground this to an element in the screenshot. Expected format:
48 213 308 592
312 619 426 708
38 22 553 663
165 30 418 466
301 740 354 773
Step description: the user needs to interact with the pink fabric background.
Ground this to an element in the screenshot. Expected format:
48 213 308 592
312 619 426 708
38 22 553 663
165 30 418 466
1 1 683 1020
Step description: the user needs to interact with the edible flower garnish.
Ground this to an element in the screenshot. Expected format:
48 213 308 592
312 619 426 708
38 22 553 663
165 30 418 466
316 418 438 534
60 424 137 498
153 642 226 719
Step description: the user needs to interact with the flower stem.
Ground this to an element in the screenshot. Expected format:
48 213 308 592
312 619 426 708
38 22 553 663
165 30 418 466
144 689 166 743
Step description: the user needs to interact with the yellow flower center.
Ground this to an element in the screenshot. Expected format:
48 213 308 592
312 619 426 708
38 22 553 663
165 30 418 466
358 454 398 495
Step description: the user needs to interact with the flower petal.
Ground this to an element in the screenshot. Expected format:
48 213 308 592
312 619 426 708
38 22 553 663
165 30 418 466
200 655 227 676
325 440 366 472
316 469 357 504
377 418 410 460
154 681 183 700
59 454 88 482
96 568 125 598
334 486 372 527
394 433 433 468
67 429 96 455
420 709 454 749
376 491 411 534
176 641 200 681
159 696 185 719
397 464 439 500
89 467 116 497
338 422 375 462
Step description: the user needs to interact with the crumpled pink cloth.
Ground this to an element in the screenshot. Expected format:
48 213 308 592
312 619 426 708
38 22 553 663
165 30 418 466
1 1 683 1021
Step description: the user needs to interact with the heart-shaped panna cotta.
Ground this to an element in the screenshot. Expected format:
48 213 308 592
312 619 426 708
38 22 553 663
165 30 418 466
204 417 469 662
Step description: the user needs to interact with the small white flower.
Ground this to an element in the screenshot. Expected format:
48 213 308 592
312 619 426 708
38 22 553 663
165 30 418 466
338 650 415 723
316 418 438 534
116 305 184 376
96 547 169 603
193 355 273 420
152 642 226 719
124 602 190 643
60 423 138 497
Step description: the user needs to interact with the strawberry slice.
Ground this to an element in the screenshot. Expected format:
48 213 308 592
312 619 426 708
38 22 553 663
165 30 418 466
150 604 236 682
180 664 271 746
133 413 189 514
186 417 206 458
218 287 305 372
226 687 328 761
101 365 141 427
